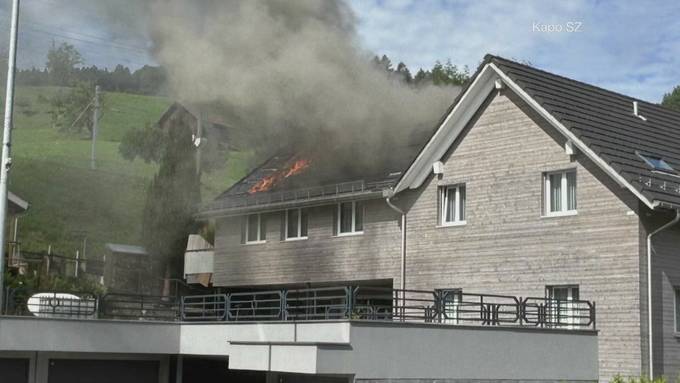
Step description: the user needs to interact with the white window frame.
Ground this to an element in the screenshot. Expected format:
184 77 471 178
439 289 462 325
244 213 266 244
543 170 577 217
439 184 466 226
337 201 363 236
546 285 579 328
285 208 308 241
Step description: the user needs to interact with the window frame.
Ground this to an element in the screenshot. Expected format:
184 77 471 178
546 285 580 328
284 208 308 241
439 184 466 226
543 169 577 217
337 201 364 236
244 213 266 244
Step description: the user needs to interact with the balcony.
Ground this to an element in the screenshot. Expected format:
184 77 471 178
2 286 596 330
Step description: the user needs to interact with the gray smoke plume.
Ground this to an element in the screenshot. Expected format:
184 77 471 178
147 0 459 162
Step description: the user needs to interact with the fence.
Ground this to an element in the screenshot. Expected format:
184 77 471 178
179 286 596 330
2 286 596 330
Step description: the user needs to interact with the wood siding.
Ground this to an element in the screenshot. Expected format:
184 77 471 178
212 200 401 287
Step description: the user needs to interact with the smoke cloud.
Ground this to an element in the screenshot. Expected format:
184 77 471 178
147 0 459 165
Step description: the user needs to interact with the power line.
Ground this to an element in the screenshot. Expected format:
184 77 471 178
22 26 150 54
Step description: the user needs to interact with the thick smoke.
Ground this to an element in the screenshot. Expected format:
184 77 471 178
147 0 459 165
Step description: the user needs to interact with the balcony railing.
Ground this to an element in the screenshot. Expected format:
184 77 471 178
181 286 595 330
2 286 596 330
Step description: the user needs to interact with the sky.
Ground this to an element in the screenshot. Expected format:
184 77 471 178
1 0 679 102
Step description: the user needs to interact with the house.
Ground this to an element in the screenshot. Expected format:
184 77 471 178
198 55 680 381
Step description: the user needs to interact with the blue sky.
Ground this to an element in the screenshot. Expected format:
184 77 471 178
3 0 680 102
349 0 680 102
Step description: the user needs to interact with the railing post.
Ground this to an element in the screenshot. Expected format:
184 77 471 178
518 297 523 326
434 290 443 323
346 286 354 319
591 301 596 330
280 289 287 320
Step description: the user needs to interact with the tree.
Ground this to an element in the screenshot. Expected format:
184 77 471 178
46 42 83 86
662 86 680 112
48 82 97 136
143 121 200 296
122 117 200 296
395 62 412 83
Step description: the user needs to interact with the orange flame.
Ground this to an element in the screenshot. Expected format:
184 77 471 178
249 158 311 194
284 159 311 178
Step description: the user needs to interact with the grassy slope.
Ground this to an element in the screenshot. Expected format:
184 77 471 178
7 86 250 258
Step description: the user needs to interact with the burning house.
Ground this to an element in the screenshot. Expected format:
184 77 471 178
194 55 680 381
4 54 680 383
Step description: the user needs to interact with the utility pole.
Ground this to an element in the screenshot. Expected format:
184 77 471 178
0 0 20 312
90 85 100 170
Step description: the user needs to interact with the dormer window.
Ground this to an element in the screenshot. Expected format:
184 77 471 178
637 152 676 174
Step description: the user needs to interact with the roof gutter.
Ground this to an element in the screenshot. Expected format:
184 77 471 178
646 209 680 379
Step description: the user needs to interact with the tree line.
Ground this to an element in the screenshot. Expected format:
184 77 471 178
13 42 167 96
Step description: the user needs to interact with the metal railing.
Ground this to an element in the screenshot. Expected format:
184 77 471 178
179 287 596 330
4 289 97 319
200 179 396 213
2 286 595 330
99 293 179 321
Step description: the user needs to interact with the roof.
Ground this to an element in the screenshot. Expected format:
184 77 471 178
105 243 148 256
397 54 680 210
159 102 239 151
203 54 680 216
199 126 441 217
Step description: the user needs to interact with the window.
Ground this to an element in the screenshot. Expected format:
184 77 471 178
337 201 363 235
546 285 579 328
638 152 677 174
244 213 266 243
544 170 576 216
285 208 308 240
439 184 466 225
675 288 680 333
439 289 462 325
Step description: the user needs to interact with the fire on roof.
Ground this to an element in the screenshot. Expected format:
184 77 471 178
248 158 311 194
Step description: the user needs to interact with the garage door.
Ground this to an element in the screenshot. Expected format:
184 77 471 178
48 359 159 383
0 358 29 383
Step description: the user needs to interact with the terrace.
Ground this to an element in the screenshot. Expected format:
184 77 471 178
0 286 599 381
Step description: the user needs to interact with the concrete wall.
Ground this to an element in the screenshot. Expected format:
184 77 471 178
399 91 642 381
212 200 401 287
0 317 180 354
326 322 598 382
0 318 598 382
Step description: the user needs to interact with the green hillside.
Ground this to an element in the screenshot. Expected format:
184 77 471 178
5 86 250 259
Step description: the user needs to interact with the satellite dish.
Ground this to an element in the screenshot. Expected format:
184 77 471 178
27 292 96 319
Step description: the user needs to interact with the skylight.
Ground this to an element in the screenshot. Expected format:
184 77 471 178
637 152 677 174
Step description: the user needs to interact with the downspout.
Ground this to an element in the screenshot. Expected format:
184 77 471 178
385 195 406 320
647 209 680 379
